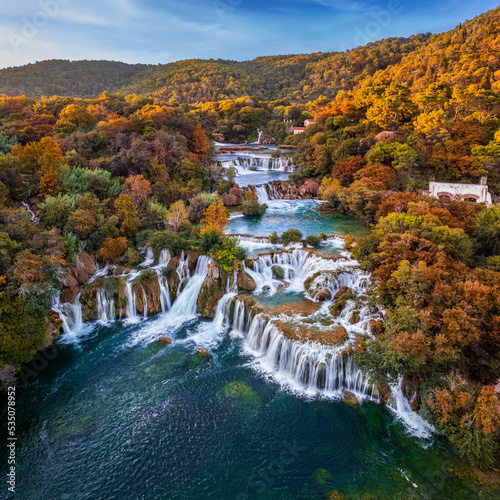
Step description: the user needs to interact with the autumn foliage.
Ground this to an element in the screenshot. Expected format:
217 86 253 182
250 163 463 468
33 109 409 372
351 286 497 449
97 237 128 263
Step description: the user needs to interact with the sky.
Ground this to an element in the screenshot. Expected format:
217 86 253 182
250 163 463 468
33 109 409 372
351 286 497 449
0 0 498 69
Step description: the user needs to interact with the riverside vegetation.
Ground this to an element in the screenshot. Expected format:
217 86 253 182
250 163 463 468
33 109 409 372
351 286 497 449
1 5 500 483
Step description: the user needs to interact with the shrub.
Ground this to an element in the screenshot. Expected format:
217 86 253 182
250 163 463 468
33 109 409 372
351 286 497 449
241 200 267 216
213 237 246 273
269 232 279 244
281 229 303 247
305 235 321 249
162 265 176 278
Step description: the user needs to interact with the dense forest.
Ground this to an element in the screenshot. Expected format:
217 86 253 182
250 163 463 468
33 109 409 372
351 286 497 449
1 5 500 472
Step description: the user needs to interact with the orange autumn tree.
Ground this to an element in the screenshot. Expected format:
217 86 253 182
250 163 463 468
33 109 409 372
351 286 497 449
97 237 128 263
123 174 152 209
192 124 210 163
200 202 228 236
9 136 67 197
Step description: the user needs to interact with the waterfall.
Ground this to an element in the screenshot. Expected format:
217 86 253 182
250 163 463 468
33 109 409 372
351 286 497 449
245 249 354 295
388 376 434 438
220 155 295 174
97 289 115 324
255 185 270 203
227 305 378 399
21 201 40 222
140 247 155 267
305 270 356 302
126 256 211 347
257 128 264 144
142 286 148 319
125 279 138 322
176 251 190 293
231 299 247 336
158 249 171 267
157 275 172 313
154 248 172 313
53 294 83 336
167 256 211 318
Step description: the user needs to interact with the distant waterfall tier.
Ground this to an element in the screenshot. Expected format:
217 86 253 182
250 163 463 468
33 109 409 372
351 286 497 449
226 298 379 400
220 155 295 174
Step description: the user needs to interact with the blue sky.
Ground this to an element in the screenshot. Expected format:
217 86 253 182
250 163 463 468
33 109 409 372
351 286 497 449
0 0 497 69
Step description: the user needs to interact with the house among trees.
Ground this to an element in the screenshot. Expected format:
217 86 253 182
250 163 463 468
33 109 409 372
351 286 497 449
428 177 493 204
294 119 317 135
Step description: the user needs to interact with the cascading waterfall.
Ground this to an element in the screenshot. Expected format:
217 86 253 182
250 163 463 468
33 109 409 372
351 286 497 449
21 201 40 222
176 251 190 293
220 155 295 174
125 279 138 322
157 275 172 313
388 376 434 438
225 303 378 399
142 287 148 319
305 270 356 302
96 289 115 324
255 185 270 203
245 248 356 294
140 247 155 267
53 294 84 335
155 249 172 313
167 256 211 318
187 272 238 347
257 128 264 144
231 299 247 335
158 249 171 267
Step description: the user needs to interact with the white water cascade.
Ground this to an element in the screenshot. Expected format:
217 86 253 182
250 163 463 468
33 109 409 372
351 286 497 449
257 128 264 144
53 294 84 336
176 251 190 293
227 300 378 399
140 247 155 267
154 249 172 313
96 289 115 324
125 279 138 322
220 156 295 174
167 256 211 319
187 273 238 348
245 248 358 295
388 376 434 438
21 201 40 222
158 249 171 267
255 185 270 203
142 287 148 319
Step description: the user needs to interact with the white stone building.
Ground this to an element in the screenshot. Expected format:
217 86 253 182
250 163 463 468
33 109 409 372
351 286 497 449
428 177 493 205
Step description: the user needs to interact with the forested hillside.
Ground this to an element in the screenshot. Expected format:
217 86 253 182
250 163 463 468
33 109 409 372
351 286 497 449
0 60 150 98
1 7 499 102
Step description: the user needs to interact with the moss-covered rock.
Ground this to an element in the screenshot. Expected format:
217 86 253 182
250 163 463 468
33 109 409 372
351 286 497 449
217 381 262 409
271 265 284 279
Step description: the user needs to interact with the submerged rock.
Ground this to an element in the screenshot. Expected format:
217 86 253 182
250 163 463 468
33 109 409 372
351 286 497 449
217 381 262 409
158 338 172 344
343 390 360 406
